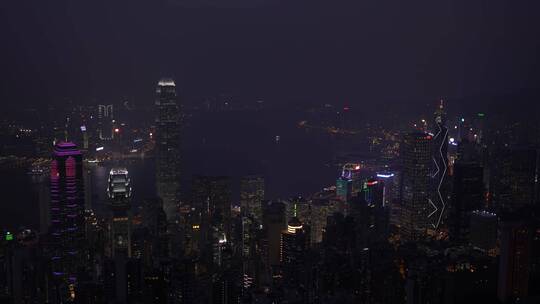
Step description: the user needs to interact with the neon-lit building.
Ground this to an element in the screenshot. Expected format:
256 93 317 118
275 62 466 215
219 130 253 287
97 104 114 140
376 171 400 207
280 217 308 286
429 100 449 229
107 168 132 257
364 178 384 207
49 142 85 289
336 177 352 201
341 163 362 196
155 78 181 220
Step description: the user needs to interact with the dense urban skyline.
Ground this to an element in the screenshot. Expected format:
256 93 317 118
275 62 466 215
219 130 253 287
1 1 540 304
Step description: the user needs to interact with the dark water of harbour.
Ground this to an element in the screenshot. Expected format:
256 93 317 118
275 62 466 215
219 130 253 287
1 109 364 230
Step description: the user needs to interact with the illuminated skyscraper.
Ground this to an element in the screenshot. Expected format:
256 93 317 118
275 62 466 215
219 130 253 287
263 201 287 267
429 100 448 229
155 78 181 220
280 217 309 286
49 142 85 291
400 132 432 241
97 104 114 140
240 175 265 223
341 163 362 196
107 168 132 257
336 177 352 202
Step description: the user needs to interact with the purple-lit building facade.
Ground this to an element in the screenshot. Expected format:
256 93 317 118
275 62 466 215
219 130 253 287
49 142 85 288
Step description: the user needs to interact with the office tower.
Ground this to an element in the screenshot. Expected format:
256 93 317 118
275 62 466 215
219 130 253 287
262 201 287 267
469 210 497 253
429 100 448 229
341 163 362 197
141 198 169 260
309 193 342 244
192 176 231 230
155 78 181 221
364 178 384 207
336 177 352 202
471 112 486 144
376 171 400 207
80 125 89 150
3 233 42 304
494 148 539 212
498 217 533 302
240 175 265 223
107 168 132 257
103 258 142 304
34 174 51 235
449 162 484 243
83 164 93 210
49 142 85 292
376 172 404 232
531 219 540 299
511 148 538 209
280 217 308 286
192 176 232 256
288 196 311 226
400 132 432 241
456 138 482 163
97 104 114 140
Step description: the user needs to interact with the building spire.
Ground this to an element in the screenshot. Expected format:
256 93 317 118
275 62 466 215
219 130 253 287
435 98 446 125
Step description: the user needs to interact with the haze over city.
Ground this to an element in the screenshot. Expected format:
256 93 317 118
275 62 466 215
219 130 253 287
1 1 540 304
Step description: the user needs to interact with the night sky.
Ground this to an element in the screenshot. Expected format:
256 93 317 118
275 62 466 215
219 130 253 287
1 0 540 109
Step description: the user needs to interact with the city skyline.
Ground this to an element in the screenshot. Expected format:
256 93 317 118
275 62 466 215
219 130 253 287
1 1 540 303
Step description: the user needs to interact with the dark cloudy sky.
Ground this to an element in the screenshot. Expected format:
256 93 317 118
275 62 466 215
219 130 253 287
1 0 539 108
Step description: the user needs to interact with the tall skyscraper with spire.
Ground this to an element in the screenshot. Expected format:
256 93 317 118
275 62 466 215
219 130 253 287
428 99 448 229
155 78 181 220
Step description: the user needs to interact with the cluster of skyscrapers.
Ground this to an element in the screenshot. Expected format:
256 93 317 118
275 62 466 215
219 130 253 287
1 87 540 304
